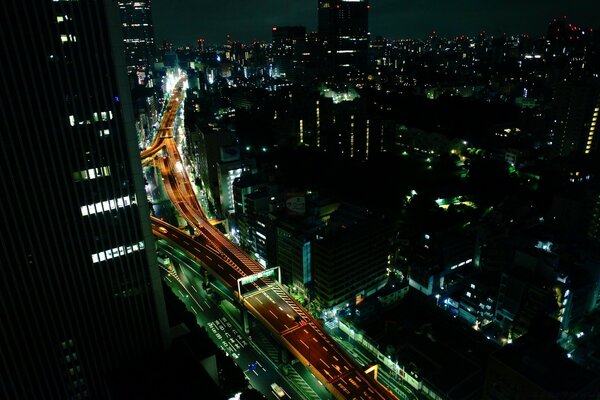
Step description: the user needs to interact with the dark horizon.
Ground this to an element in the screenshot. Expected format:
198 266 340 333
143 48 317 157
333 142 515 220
153 0 600 46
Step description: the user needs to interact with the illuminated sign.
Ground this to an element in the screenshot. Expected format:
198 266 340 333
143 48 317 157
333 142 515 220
238 268 277 286
237 267 281 299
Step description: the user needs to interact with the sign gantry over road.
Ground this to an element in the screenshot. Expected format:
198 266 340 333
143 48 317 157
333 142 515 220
236 267 281 300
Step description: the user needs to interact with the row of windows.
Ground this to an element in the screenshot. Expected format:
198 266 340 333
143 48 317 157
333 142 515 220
585 107 599 154
450 258 473 270
121 23 150 27
80 194 136 216
73 166 111 182
60 34 77 43
124 38 151 44
69 111 112 127
91 241 145 264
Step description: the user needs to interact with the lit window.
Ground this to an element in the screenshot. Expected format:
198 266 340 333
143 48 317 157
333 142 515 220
56 16 64 22
69 115 75 126
73 166 111 182
93 111 113 122
91 241 145 264
99 129 110 137
60 34 76 43
80 195 135 216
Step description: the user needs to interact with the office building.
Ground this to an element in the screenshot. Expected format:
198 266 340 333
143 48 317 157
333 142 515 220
117 0 156 82
318 0 370 79
0 1 169 398
232 174 278 265
275 196 337 298
407 228 475 296
312 203 391 309
188 123 236 216
271 26 306 79
215 145 257 218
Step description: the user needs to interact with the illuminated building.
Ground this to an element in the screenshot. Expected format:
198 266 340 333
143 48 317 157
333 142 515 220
271 26 306 79
407 229 475 296
190 124 236 215
117 0 159 144
323 99 394 160
117 0 156 82
318 0 370 79
232 174 277 264
217 147 257 218
277 220 315 298
275 196 338 300
0 1 169 397
590 193 600 242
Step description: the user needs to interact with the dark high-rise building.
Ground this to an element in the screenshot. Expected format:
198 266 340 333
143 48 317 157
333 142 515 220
0 1 169 398
271 26 306 79
118 0 156 82
312 204 391 309
550 83 600 158
318 0 370 79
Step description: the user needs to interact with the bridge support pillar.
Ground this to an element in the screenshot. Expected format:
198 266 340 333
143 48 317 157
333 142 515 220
280 348 288 364
242 308 250 335
202 269 209 289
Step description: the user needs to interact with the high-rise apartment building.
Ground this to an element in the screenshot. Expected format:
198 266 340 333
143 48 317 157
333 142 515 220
318 0 370 79
117 0 156 81
551 83 600 158
0 1 169 398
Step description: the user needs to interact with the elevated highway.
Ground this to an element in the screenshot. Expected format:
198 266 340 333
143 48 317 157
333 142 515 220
143 77 397 400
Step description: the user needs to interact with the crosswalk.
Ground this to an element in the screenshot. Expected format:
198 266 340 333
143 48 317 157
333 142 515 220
252 328 321 400
266 282 341 352
252 329 280 364
284 366 322 400
325 320 338 331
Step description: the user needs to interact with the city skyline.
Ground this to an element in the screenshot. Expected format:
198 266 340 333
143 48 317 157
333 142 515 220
2 0 600 398
153 0 600 46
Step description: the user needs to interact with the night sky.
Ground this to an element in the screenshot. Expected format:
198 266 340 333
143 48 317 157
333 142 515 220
152 0 600 46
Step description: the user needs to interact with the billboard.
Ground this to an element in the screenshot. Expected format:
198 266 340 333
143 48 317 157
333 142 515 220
285 193 306 216
220 145 240 162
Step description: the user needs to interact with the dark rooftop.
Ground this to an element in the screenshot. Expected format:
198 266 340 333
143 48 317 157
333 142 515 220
359 290 499 399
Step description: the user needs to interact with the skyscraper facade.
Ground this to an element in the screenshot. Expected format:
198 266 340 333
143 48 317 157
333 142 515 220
118 0 156 82
318 0 370 79
271 26 306 79
0 1 169 398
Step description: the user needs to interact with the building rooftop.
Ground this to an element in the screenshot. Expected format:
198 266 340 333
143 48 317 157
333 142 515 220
491 334 600 396
360 290 498 399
